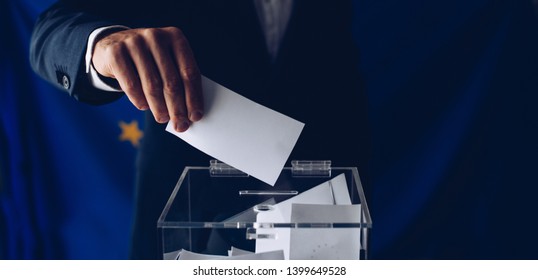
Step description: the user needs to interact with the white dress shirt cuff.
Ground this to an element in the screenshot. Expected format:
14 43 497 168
85 25 129 92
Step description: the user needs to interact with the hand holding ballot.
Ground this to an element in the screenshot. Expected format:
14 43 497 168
92 27 204 130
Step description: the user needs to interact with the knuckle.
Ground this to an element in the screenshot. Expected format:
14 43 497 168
163 76 182 93
181 67 200 82
122 80 138 93
145 77 163 94
169 28 190 49
146 87 163 97
106 42 125 56
149 28 163 41
124 33 143 47
164 26 183 37
142 27 156 37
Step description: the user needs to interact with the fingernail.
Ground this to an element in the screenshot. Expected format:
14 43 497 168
157 116 170 123
134 102 148 110
175 121 190 132
189 111 203 122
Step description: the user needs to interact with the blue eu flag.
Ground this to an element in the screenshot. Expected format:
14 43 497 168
1 0 142 259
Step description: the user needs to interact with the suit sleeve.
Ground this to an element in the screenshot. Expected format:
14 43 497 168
29 1 125 105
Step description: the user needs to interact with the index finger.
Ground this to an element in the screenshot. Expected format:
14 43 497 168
168 27 204 122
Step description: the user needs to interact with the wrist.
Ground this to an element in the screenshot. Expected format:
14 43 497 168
85 25 129 91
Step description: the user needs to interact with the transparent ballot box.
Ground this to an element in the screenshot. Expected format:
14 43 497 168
158 160 372 260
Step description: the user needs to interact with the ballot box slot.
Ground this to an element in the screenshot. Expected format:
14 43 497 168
239 190 298 196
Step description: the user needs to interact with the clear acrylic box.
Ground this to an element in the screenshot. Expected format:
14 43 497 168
158 160 372 260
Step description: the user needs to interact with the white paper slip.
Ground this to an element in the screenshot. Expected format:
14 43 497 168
255 173 350 259
166 76 304 186
178 249 285 260
289 204 362 260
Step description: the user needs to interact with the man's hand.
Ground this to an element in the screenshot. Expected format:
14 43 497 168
92 27 203 132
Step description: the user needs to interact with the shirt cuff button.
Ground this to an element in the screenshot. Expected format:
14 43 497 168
62 75 70 90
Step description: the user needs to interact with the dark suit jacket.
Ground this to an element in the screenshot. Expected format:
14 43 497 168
30 0 370 259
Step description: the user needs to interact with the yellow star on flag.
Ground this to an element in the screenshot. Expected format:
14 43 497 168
119 120 143 147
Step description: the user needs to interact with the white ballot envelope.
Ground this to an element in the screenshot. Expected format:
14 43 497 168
166 76 304 186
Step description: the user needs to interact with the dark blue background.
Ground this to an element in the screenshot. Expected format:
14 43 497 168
354 0 538 258
1 0 538 259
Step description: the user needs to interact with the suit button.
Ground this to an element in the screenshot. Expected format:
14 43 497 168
62 75 70 90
